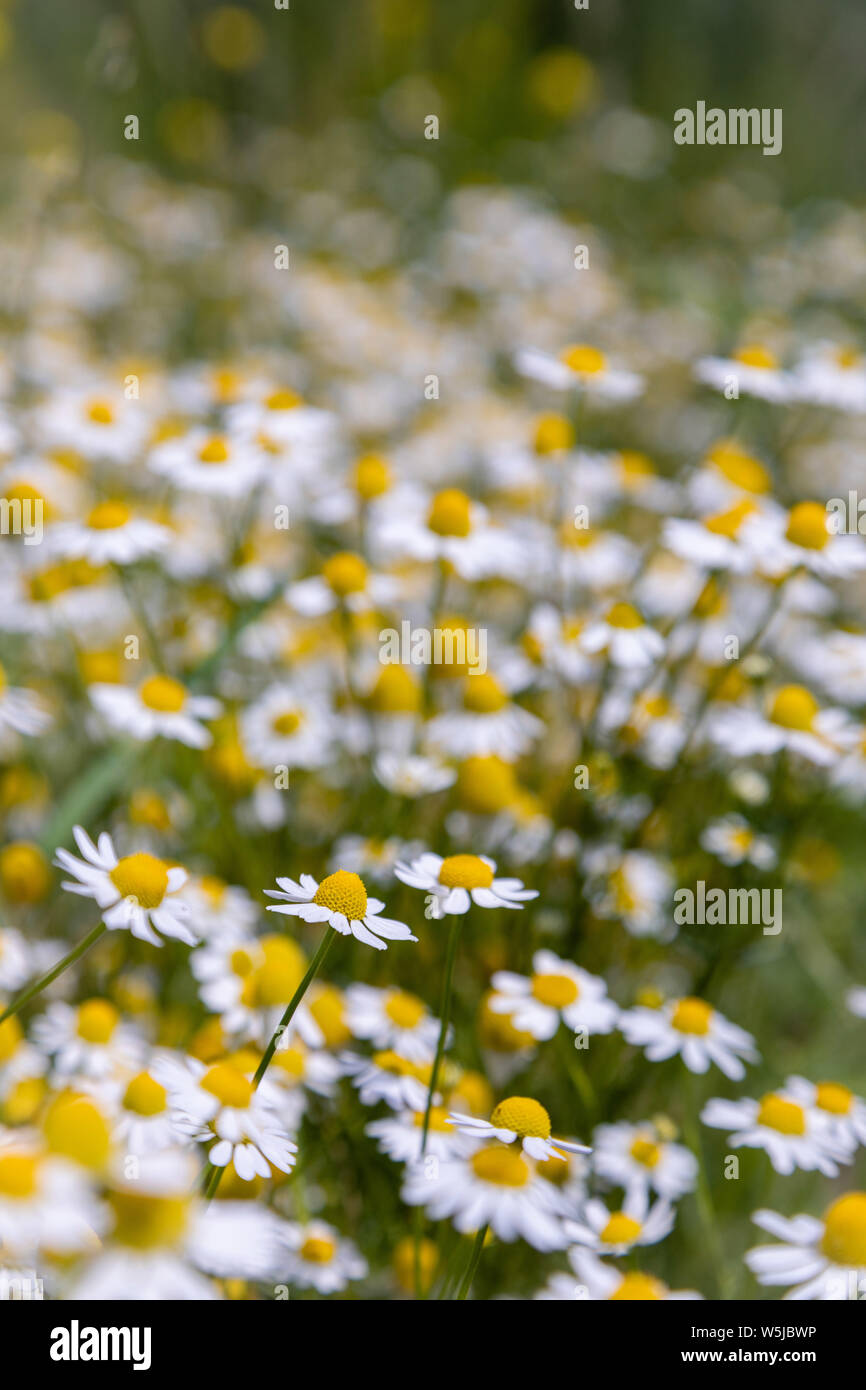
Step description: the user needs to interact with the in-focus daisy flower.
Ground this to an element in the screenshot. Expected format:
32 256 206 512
701 1090 852 1176
619 996 758 1080
565 1190 675 1255
591 1121 698 1201
344 984 440 1062
745 1194 866 1300
514 344 644 403
31 1000 143 1079
89 675 222 750
488 950 619 1042
394 851 537 919
448 1096 591 1162
340 1049 432 1112
695 344 794 403
55 825 196 946
700 814 777 869
265 869 416 952
401 1148 567 1250
580 601 664 669
0 664 51 739
546 1248 701 1301
278 1220 368 1294
367 1106 478 1163
157 1056 297 1180
47 500 169 566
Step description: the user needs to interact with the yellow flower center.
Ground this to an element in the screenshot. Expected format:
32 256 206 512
368 665 421 714
670 997 713 1036
489 1096 551 1139
44 1092 111 1168
438 854 494 890
272 709 302 736
630 1137 662 1168
109 1191 188 1250
384 990 426 1029
820 1193 866 1266
201 1063 254 1109
768 684 819 732
427 488 472 538
815 1082 853 1116
352 453 391 499
0 1153 38 1198
76 999 120 1043
533 413 575 454
531 973 579 1008
756 1093 806 1135
123 1072 168 1116
705 499 757 538
610 1272 666 1301
313 869 368 921
309 985 350 1047
323 551 368 597
462 674 508 713
86 399 115 425
0 842 50 903
87 500 132 531
139 674 187 712
242 936 306 1008
109 852 170 909
601 1212 643 1245
457 755 518 813
559 344 607 376
412 1106 451 1133
734 345 778 370
198 436 230 464
785 501 830 551
273 1044 306 1081
606 601 643 629
372 1049 422 1077
708 441 771 493
470 1146 531 1187
0 1015 23 1063
299 1235 337 1264
265 389 302 411
230 948 255 977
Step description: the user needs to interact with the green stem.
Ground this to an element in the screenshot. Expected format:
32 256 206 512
455 1224 488 1300
420 915 462 1156
0 923 107 1024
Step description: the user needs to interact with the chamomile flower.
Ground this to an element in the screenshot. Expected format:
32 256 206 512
55 825 196 946
278 1220 368 1294
560 1249 701 1300
190 932 322 1049
148 429 266 498
340 1049 432 1112
447 1096 591 1162
31 999 143 1080
375 487 526 582
329 835 424 885
89 675 222 750
707 684 852 767
286 552 396 617
106 1067 189 1155
401 1147 567 1251
266 1038 340 1130
47 501 169 566
0 928 31 994
619 996 758 1080
700 814 777 869
488 951 619 1042
158 1056 297 1180
695 345 794 403
565 1189 675 1255
591 1122 698 1201
366 1106 478 1163
265 869 416 952
424 674 544 762
373 752 456 797
783 1077 866 1153
179 875 259 943
794 342 866 413
394 851 537 919
0 1137 105 1259
580 602 664 669
240 683 335 771
36 386 149 463
583 845 674 939
745 500 866 579
514 344 644 403
745 1194 866 1300
701 1090 852 1176
0 664 51 739
344 984 440 1063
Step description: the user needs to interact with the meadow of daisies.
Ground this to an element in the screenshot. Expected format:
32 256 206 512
2 3 866 1305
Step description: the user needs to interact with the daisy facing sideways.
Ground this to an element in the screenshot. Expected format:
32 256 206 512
745 1194 866 1300
618 995 758 1080
564 1189 675 1256
394 851 537 920
46 500 169 566
89 675 222 750
55 825 197 947
488 950 619 1042
265 869 416 952
401 1147 567 1251
447 1096 591 1162
700 1090 853 1176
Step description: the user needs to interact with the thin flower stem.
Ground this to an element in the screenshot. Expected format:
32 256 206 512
420 914 462 1156
201 927 336 1202
0 923 107 1024
454 1224 488 1300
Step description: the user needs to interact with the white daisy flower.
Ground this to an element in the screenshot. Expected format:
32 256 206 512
701 1090 853 1176
745 1194 866 1300
744 500 866 579
98 1066 190 1155
31 999 144 1080
0 1138 105 1259
565 1189 675 1255
156 1055 297 1180
401 1148 568 1251
286 552 396 617
580 601 664 669
366 1105 478 1164
558 1248 702 1300
794 343 866 413
339 1049 431 1112
373 752 456 797
0 928 32 994
46 500 169 566
583 845 674 940
695 345 794 403
344 984 440 1063
0 664 51 738
687 438 775 515
266 1037 341 1131
618 996 758 1080
591 1121 698 1201
278 1220 367 1294
374 486 527 582
783 1076 866 1153
448 1096 591 1162
707 684 853 767
514 344 644 403
394 851 537 920
190 931 322 1050
36 386 149 463
424 674 544 762
148 429 266 498
55 824 197 947
89 675 221 750
488 950 619 1042
265 868 417 952
240 683 335 771
329 834 425 885
700 814 777 869
662 503 763 574
179 875 259 943
847 987 866 1019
